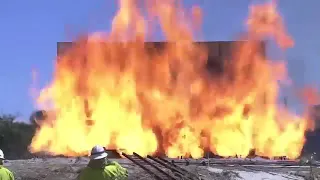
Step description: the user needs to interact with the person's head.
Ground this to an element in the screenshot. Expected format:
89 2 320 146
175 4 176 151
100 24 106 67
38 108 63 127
0 149 4 165
89 145 108 163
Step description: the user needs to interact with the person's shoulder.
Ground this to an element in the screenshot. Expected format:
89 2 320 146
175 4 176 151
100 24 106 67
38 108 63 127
102 165 118 177
78 166 91 174
107 161 127 170
0 166 13 173
103 161 121 171
77 166 100 180
107 160 121 166
104 161 127 173
0 166 14 176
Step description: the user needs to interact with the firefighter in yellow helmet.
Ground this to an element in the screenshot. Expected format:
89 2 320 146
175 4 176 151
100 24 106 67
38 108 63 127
0 149 14 180
78 145 128 180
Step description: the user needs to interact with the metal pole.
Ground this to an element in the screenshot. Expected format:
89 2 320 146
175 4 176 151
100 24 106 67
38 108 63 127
122 153 164 180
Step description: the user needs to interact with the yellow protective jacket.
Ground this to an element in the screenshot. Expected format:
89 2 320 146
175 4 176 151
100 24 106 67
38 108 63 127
78 160 128 180
0 166 14 180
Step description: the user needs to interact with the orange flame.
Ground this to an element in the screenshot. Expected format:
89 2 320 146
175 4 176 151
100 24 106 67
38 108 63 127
30 0 312 159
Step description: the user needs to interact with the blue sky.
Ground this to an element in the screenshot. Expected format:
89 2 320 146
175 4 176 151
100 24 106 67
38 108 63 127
0 0 319 121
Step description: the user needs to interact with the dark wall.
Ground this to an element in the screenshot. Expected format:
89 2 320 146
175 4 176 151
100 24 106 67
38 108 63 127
56 41 268 159
56 41 320 159
302 130 320 159
57 41 266 75
301 105 320 159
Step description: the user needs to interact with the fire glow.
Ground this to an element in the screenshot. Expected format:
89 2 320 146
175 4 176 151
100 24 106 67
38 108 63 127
30 0 312 159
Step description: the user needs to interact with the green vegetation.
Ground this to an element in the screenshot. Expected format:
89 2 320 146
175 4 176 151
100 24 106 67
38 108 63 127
0 112 41 159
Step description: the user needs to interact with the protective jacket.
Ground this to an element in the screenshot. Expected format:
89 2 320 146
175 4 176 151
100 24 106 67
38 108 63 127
0 166 14 180
78 160 128 180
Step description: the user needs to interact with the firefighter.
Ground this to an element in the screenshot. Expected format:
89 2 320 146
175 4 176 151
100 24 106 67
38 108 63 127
78 145 128 180
0 149 14 180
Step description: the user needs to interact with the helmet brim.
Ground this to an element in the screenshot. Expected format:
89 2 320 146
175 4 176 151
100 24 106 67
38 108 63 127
90 152 108 160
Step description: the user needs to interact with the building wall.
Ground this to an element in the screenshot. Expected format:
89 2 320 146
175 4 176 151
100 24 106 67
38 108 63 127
309 105 320 130
56 41 271 158
57 42 73 56
57 41 266 56
57 41 266 74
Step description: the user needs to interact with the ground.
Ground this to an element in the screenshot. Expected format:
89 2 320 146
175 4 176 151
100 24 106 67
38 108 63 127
3 157 318 180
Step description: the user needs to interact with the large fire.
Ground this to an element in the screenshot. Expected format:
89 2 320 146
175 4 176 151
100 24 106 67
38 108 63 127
30 0 312 159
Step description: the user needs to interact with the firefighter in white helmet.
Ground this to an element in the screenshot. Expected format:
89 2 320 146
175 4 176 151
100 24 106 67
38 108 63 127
0 149 14 180
78 145 128 180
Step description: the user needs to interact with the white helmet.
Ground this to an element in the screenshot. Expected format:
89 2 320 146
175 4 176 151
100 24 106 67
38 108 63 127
90 145 108 160
0 149 4 159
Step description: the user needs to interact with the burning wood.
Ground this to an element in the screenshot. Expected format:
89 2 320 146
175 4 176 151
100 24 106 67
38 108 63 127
30 0 312 160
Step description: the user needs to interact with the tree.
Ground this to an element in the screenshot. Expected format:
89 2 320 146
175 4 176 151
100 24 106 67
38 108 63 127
0 113 36 159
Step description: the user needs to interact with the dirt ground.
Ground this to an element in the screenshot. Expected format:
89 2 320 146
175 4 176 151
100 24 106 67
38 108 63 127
3 157 315 180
